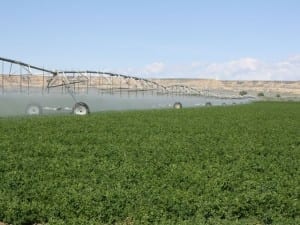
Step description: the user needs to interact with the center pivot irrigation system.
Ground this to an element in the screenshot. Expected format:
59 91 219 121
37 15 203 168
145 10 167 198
0 57 252 115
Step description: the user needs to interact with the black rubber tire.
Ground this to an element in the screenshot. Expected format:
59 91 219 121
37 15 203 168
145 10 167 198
73 102 90 115
173 102 183 109
26 103 42 115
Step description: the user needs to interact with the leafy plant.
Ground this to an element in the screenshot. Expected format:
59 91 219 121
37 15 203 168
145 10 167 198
0 102 299 225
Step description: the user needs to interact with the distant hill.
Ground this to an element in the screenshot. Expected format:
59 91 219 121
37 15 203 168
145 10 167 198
151 78 300 97
1 75 299 97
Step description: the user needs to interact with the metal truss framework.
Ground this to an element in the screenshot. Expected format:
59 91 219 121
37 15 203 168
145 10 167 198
0 57 167 95
0 57 248 99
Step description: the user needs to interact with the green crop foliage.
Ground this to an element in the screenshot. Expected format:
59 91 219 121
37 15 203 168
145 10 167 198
0 102 299 225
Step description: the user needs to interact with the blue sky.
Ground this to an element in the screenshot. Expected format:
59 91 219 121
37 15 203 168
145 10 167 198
1 0 300 80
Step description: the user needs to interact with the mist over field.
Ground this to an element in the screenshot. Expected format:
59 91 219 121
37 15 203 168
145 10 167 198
0 91 251 117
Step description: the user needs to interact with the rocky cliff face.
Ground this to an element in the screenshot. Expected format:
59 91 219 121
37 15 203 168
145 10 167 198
151 79 300 96
1 75 299 96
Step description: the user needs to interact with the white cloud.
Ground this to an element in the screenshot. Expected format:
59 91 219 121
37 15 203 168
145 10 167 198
117 56 300 81
205 57 300 80
286 55 300 64
206 58 261 74
144 62 165 74
204 58 265 80
269 58 300 80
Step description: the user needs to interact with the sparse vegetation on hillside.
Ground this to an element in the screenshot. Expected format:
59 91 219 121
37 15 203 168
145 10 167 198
239 90 248 96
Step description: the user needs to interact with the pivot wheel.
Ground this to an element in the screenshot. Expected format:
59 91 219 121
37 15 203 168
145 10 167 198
26 104 42 115
73 102 90 115
173 102 183 109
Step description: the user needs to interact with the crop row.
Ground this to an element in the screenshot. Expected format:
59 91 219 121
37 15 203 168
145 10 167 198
0 102 299 224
